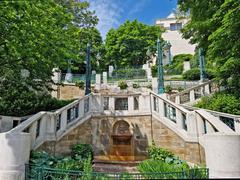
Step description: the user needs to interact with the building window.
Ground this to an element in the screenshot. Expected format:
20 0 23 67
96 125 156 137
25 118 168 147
153 96 159 112
36 119 41 138
182 113 187 131
56 114 61 131
134 96 139 110
103 97 109 110
170 23 182 31
84 98 89 113
115 98 128 110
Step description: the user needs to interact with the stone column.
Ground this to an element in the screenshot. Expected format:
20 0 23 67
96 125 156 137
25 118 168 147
128 96 134 111
176 109 183 129
186 111 198 138
152 78 158 93
108 66 114 77
204 133 240 178
175 95 180 104
204 84 210 95
95 74 101 91
189 89 195 102
102 72 107 85
0 133 31 180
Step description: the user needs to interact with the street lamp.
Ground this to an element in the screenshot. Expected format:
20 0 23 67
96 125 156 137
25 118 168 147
199 48 207 82
157 38 165 94
85 43 91 95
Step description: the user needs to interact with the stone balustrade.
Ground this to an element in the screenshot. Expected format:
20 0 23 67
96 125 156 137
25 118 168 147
168 80 218 104
0 89 240 179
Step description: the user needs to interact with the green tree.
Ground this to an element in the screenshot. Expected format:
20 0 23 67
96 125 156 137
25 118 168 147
105 20 163 68
0 0 98 116
178 0 240 95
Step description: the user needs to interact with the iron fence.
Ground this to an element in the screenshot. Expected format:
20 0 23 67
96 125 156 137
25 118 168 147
25 164 209 180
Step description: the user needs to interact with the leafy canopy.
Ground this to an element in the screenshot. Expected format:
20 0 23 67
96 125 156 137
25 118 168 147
105 20 163 68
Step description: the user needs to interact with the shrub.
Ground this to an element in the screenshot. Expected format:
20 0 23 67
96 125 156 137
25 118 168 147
147 84 152 90
75 80 85 89
118 80 128 89
182 68 200 80
165 85 172 93
195 92 240 115
132 83 140 88
177 87 184 92
71 144 93 160
148 145 174 161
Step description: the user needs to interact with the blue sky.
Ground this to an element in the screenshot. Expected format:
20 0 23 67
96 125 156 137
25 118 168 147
88 0 178 39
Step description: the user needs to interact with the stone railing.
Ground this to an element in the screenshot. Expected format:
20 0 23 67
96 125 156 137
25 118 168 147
150 92 235 145
10 94 93 150
182 104 240 133
168 80 218 104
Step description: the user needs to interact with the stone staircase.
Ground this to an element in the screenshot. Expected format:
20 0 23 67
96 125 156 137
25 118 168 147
93 159 140 173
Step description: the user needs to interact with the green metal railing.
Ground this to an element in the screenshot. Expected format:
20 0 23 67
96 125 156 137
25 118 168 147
25 164 209 180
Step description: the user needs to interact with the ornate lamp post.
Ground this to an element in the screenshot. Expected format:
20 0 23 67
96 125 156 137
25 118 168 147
85 43 91 95
157 38 165 94
199 48 207 82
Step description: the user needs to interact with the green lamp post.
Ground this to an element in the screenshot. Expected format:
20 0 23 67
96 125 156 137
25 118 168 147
199 48 207 82
85 43 91 95
157 38 165 94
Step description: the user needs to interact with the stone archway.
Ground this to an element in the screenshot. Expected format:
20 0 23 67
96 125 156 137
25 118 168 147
110 120 133 160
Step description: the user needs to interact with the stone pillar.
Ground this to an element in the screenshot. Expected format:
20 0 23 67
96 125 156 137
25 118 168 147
204 133 240 178
109 97 115 112
234 118 240 133
128 96 134 111
183 61 191 72
176 109 183 129
0 133 31 180
152 78 158 93
108 66 114 77
102 72 107 85
186 111 198 138
196 113 205 136
175 95 180 104
189 89 195 102
95 74 101 91
204 84 210 95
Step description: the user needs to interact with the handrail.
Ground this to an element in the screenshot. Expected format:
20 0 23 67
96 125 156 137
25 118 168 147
169 80 214 98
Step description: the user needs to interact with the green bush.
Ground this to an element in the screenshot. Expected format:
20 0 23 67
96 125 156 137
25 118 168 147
195 92 240 115
132 83 140 88
182 68 200 80
75 80 85 89
177 87 184 92
182 68 216 80
118 80 128 89
71 144 93 160
165 54 193 75
148 145 174 161
165 85 173 93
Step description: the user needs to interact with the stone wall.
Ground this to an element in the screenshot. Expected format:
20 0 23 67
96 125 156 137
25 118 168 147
38 115 205 164
58 84 85 100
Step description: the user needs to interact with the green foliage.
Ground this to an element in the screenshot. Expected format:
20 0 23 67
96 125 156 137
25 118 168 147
138 159 189 174
182 68 200 80
71 144 93 161
75 80 85 89
151 65 157 77
195 92 240 115
105 20 163 68
147 84 152 90
133 83 140 89
165 85 173 93
118 81 128 90
0 0 99 115
182 68 216 80
178 0 240 94
165 54 193 75
177 87 184 92
148 145 174 161
112 69 146 79
0 87 72 116
30 143 93 171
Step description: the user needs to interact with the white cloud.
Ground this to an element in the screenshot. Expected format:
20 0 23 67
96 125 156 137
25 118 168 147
88 0 124 39
128 0 150 16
